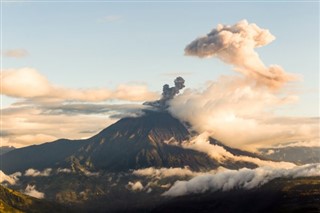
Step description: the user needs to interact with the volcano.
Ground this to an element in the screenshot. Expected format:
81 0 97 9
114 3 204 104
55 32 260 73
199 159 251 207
1 110 256 174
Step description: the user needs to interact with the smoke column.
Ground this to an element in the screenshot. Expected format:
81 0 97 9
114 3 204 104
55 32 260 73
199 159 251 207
144 77 185 110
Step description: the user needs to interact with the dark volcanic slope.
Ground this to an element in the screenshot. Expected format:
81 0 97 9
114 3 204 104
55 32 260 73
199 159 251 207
1 139 89 174
1 111 222 173
0 146 15 155
66 111 219 171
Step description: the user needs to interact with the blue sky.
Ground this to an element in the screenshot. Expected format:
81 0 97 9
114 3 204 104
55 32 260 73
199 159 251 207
1 1 319 147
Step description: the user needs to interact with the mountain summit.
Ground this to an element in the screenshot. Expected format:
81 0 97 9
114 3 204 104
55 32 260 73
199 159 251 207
2 110 222 173
66 110 219 172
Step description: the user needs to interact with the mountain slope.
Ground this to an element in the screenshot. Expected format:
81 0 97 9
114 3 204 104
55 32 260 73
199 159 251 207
0 146 15 155
1 139 89 174
1 111 258 174
0 185 69 213
68 111 221 172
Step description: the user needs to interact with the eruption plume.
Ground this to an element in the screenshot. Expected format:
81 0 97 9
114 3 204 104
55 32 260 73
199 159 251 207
144 77 185 110
185 19 296 89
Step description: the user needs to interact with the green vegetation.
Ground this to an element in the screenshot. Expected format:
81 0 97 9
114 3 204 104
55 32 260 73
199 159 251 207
0 185 69 213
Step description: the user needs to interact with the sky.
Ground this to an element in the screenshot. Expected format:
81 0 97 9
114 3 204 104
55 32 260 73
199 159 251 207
1 1 319 148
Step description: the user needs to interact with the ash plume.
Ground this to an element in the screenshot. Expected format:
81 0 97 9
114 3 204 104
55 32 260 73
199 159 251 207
185 19 296 89
144 76 185 110
167 20 317 151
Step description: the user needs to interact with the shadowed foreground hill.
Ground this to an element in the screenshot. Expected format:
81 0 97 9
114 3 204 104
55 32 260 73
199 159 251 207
0 185 69 213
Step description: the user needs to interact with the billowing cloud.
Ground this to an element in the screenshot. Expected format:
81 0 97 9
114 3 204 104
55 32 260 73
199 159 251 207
0 68 158 148
0 105 117 147
0 170 21 185
24 185 45 199
185 20 297 89
24 168 52 177
127 181 144 191
169 76 318 151
1 68 159 102
163 163 320 197
2 49 29 58
181 133 296 168
169 20 318 151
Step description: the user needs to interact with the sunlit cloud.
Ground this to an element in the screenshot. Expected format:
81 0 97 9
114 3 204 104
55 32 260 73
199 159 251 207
24 168 52 177
1 68 159 102
163 163 320 197
2 48 29 58
24 184 45 199
0 67 159 147
169 20 318 151
0 106 117 147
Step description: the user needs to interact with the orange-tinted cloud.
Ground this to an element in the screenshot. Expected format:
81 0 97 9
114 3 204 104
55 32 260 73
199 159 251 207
1 68 159 102
3 49 29 58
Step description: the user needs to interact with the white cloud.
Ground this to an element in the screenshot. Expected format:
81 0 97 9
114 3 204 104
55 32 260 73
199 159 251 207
24 168 52 177
0 170 21 185
169 76 318 151
57 168 72 173
163 163 320 197
127 181 144 191
169 20 317 151
181 133 296 169
133 167 201 179
24 185 45 199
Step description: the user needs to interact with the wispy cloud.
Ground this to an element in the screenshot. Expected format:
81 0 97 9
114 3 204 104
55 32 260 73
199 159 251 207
2 49 29 58
0 67 159 147
0 105 117 147
1 68 158 102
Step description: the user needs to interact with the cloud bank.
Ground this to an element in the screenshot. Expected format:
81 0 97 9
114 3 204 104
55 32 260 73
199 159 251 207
163 163 320 197
1 68 158 147
181 133 296 168
1 68 158 102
